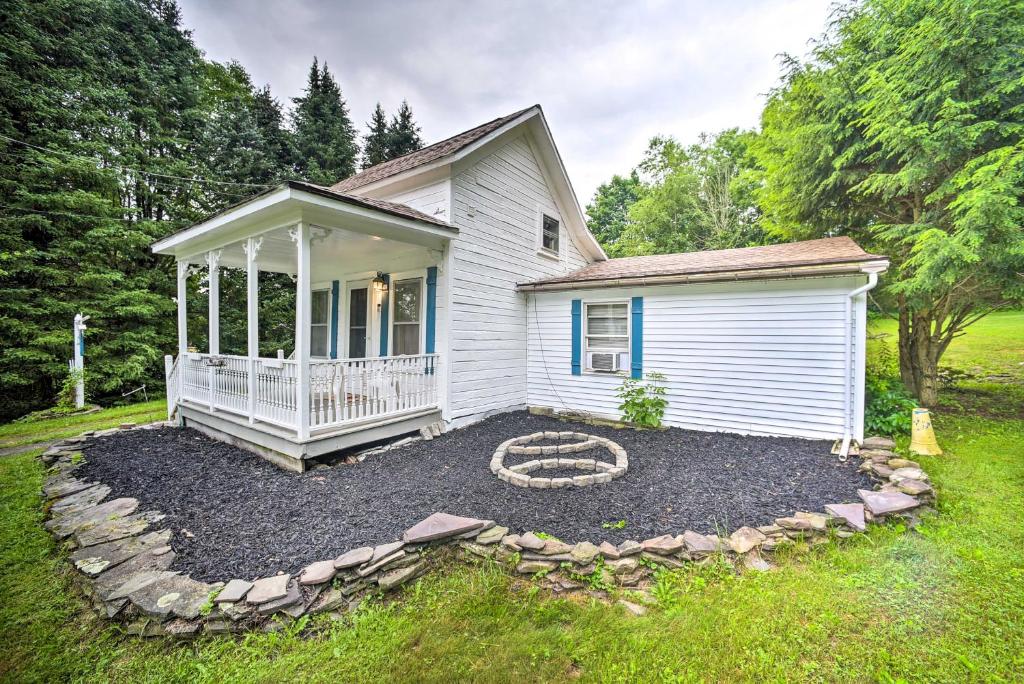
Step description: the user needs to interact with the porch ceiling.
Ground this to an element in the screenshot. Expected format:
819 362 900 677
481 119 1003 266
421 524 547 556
192 224 440 279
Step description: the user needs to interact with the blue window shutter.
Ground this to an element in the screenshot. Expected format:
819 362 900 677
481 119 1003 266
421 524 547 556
630 296 643 379
329 280 340 359
425 267 437 354
571 299 582 375
379 274 390 356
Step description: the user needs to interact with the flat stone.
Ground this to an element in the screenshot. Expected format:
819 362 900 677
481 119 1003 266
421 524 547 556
870 463 894 478
606 557 639 575
246 574 291 604
70 529 171 577
729 526 767 554
92 546 177 598
516 559 556 574
460 541 495 558
357 550 408 577
898 478 933 496
858 489 921 516
74 511 164 548
308 587 346 614
128 574 216 620
682 530 718 555
640 551 686 569
549 477 573 489
617 599 647 616
43 476 95 499
48 497 140 538
889 467 928 483
775 516 813 531
862 436 896 450
570 541 600 564
401 512 486 543
369 541 404 563
517 532 546 551
500 534 523 550
743 555 774 572
538 539 574 556
215 579 253 603
299 560 337 585
50 484 111 517
824 503 866 531
794 511 829 531
617 540 642 557
256 580 302 615
106 570 180 601
642 534 683 555
757 524 784 535
334 546 374 569
598 541 620 559
475 525 508 545
378 562 424 590
887 458 920 469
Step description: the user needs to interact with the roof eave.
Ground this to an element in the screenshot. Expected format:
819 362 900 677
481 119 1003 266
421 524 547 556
516 259 890 292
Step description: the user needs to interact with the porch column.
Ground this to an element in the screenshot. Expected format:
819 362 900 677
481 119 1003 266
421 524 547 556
206 250 221 412
176 261 189 403
293 222 312 439
245 237 262 424
176 260 189 357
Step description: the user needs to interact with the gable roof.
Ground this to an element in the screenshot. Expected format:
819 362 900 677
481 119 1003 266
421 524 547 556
291 181 451 228
518 237 887 290
332 106 537 192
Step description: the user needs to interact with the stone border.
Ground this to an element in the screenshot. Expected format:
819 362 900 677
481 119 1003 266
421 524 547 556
489 431 628 488
39 429 933 637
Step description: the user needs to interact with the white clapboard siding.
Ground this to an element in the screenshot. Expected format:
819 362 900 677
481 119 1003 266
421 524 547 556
447 135 590 421
526 276 868 441
381 179 451 222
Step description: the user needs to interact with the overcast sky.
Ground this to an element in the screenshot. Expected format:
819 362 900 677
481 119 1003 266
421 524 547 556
177 0 830 204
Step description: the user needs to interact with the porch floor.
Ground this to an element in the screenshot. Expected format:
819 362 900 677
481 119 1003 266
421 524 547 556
78 411 871 581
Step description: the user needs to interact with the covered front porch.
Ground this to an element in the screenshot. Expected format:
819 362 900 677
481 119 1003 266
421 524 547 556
153 181 453 469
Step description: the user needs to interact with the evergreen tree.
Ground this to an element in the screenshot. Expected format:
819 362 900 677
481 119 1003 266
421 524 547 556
252 86 295 177
386 100 423 159
291 58 358 184
362 103 390 169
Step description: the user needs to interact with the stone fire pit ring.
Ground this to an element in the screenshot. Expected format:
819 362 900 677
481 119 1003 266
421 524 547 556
489 431 628 489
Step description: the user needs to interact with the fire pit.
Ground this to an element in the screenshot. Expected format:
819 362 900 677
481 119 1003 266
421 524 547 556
489 431 628 489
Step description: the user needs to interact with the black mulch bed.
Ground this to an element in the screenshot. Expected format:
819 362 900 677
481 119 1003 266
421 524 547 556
78 411 871 582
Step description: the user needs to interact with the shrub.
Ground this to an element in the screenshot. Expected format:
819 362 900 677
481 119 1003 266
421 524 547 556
865 344 916 436
616 371 668 428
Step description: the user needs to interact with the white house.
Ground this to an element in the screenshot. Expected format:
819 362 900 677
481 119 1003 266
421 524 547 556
152 105 888 471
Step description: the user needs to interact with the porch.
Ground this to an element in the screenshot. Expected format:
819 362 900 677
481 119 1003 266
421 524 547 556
153 181 453 469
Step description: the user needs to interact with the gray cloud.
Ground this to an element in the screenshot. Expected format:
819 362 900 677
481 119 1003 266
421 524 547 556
178 0 828 202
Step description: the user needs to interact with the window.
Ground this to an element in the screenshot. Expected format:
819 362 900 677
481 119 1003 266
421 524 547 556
541 214 559 254
310 289 330 357
392 278 422 356
585 301 628 371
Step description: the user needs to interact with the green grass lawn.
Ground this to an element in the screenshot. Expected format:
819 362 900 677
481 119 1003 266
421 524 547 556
1 316 1022 682
0 400 167 450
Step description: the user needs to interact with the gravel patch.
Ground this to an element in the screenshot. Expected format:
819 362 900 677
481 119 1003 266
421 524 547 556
79 411 871 581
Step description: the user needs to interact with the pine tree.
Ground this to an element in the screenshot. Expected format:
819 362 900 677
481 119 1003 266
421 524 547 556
252 86 295 177
362 103 390 169
386 100 423 159
291 58 358 184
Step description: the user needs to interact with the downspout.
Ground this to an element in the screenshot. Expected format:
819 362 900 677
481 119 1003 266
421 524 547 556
839 271 879 460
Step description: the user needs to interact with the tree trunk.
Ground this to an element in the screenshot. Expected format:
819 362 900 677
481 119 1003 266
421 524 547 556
895 298 940 407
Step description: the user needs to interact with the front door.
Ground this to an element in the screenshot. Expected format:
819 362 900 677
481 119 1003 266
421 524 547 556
347 286 369 358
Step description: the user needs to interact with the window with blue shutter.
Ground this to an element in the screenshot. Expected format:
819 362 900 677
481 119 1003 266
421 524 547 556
630 296 643 379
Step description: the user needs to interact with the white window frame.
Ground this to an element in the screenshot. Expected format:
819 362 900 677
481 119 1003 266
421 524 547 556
536 206 561 260
583 299 630 373
309 286 332 359
387 269 427 357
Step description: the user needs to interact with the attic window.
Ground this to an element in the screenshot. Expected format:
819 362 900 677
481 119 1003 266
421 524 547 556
541 214 560 254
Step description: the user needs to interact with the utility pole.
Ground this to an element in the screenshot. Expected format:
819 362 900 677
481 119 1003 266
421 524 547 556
72 314 90 409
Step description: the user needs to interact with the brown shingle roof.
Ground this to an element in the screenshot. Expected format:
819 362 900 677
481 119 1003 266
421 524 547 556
519 237 886 288
331 106 538 192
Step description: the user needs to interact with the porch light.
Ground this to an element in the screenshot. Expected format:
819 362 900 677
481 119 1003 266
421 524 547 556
372 272 389 294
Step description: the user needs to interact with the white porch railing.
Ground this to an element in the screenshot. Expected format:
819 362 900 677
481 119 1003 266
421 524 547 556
172 352 440 436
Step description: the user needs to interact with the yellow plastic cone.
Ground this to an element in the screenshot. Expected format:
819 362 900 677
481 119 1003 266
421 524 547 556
909 408 942 456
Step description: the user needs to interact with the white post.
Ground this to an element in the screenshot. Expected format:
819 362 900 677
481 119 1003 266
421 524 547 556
206 250 221 412
244 237 262 424
176 261 189 402
293 222 311 439
72 313 88 409
164 354 174 420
